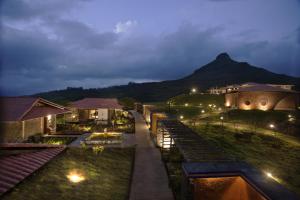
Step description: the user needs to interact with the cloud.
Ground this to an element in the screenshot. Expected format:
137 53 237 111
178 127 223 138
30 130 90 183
114 20 138 34
0 0 90 20
0 1 299 96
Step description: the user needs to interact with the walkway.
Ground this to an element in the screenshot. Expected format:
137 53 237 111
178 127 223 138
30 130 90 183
129 111 173 200
68 132 91 147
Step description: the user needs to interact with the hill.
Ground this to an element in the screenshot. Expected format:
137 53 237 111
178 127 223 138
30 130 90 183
35 53 300 103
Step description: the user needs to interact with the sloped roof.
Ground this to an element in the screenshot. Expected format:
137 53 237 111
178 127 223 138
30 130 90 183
0 145 65 195
69 98 123 109
0 97 70 122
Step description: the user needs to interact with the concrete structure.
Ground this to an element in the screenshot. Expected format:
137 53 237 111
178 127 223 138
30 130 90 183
142 104 156 124
182 162 299 200
225 84 299 110
68 98 123 124
0 97 69 143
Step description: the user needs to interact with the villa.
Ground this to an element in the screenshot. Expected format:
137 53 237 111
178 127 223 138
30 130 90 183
67 98 123 124
0 97 70 143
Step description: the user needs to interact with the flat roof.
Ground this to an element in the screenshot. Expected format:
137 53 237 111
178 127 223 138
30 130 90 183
183 162 299 200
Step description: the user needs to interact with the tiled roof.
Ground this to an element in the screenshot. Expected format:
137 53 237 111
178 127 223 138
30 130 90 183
0 146 65 196
0 97 70 122
69 98 123 109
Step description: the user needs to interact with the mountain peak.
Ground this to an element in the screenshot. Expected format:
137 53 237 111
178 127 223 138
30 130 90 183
216 52 231 61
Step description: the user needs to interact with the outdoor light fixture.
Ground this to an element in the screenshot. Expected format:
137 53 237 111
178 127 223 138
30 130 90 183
269 124 275 129
184 103 188 107
67 171 85 183
201 110 205 113
180 115 184 119
47 115 52 120
266 172 273 178
288 114 292 118
220 116 224 120
208 104 212 107
191 88 197 93
72 115 76 119
218 107 222 111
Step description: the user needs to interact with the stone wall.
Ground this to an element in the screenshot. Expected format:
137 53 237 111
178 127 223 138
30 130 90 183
24 117 44 138
0 121 23 143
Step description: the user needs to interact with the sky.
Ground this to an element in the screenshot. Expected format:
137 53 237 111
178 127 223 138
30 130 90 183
1 0 300 95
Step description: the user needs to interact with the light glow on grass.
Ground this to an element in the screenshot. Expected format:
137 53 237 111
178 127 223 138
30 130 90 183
269 124 275 129
67 171 85 183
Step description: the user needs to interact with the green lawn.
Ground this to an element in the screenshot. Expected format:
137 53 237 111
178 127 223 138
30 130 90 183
3 147 135 200
192 124 300 196
169 93 224 107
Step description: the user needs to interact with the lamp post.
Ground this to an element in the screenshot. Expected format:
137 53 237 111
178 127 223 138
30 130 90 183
269 123 275 135
220 116 224 128
191 88 197 94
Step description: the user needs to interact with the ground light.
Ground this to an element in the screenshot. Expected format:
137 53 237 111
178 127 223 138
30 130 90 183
180 115 184 119
265 171 280 182
67 171 85 183
184 103 189 107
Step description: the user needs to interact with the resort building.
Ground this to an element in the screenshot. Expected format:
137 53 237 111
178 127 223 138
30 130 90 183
68 98 123 124
0 97 70 143
208 82 294 94
225 84 299 110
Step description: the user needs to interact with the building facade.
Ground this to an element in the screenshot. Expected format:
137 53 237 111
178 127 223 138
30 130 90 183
224 84 299 110
0 97 69 143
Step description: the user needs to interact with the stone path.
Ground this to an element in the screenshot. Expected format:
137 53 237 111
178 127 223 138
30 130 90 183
68 132 91 147
129 111 173 200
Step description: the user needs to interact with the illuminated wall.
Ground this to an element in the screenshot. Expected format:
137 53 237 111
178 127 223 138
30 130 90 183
225 91 299 111
193 176 266 200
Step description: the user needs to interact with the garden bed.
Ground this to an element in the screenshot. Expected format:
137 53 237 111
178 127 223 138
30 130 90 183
84 132 123 145
2 147 135 200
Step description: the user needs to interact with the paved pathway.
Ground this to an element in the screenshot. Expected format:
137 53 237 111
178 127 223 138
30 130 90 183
68 132 91 147
129 111 173 200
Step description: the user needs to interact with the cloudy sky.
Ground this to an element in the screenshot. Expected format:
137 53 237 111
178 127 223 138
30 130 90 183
1 0 300 95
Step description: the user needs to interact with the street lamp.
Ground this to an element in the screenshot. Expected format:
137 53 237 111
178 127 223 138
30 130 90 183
191 88 197 93
220 116 224 127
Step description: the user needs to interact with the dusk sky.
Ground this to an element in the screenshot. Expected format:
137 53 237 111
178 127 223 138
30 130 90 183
1 0 300 95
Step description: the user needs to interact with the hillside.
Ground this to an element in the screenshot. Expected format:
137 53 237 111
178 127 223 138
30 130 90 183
36 53 300 103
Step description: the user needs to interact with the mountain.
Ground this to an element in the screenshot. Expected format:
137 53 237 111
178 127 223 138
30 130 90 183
35 53 300 103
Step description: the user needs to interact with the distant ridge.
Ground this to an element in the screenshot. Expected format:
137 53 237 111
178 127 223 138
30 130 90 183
35 53 300 103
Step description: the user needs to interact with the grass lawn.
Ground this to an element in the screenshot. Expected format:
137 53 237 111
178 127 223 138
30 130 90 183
3 147 135 200
192 124 300 196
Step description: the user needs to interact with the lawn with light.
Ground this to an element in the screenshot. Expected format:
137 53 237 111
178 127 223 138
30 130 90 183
192 124 300 196
2 147 135 200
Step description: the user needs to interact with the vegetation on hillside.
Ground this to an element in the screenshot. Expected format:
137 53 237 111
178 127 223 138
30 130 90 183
35 54 300 103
